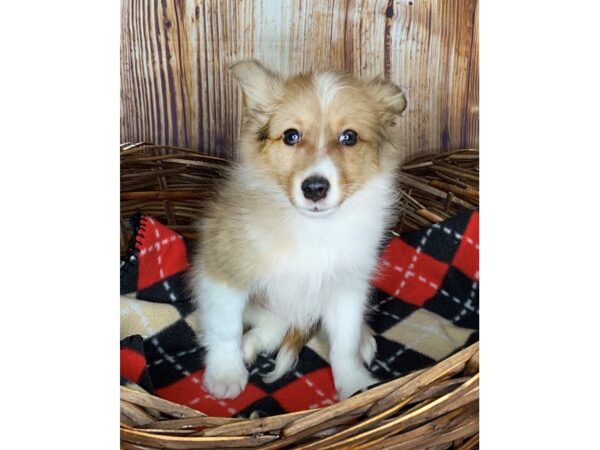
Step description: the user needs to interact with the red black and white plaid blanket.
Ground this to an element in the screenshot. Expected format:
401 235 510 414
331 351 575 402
120 211 479 417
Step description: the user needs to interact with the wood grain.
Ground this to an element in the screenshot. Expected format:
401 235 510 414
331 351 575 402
389 0 479 156
121 0 478 160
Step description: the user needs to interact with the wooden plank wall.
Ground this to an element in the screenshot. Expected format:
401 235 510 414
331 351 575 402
121 0 478 160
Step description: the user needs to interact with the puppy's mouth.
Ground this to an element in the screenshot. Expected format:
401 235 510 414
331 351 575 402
296 205 338 218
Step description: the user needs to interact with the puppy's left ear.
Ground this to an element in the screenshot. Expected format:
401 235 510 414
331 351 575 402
367 77 407 126
230 59 283 119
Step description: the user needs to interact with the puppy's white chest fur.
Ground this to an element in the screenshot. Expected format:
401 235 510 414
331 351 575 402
252 174 395 328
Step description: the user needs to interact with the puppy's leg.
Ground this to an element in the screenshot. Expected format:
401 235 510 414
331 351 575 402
242 303 288 365
195 274 249 399
323 282 378 400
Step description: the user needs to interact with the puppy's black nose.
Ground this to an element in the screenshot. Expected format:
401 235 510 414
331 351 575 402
301 176 330 202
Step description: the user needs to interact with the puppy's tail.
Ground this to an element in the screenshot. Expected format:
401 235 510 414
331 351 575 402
262 325 318 384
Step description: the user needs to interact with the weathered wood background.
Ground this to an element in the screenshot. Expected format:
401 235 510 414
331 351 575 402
121 0 478 160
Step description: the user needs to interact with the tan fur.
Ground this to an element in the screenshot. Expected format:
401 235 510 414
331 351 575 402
280 324 320 355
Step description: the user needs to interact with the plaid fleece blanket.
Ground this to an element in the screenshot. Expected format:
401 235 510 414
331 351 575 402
120 211 479 417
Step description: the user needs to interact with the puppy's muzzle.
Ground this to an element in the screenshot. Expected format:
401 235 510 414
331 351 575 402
301 176 330 202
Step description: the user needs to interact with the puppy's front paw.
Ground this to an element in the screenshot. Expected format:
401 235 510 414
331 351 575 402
360 331 377 367
336 366 378 400
203 358 249 399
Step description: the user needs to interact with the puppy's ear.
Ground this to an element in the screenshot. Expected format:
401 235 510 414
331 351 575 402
230 59 283 118
366 76 407 126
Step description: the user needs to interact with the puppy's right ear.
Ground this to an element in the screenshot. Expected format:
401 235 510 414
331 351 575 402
230 59 283 118
366 76 407 127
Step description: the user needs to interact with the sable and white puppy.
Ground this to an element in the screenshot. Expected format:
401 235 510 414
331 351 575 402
190 59 406 400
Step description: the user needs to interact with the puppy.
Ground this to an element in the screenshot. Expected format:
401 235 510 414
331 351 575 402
190 59 406 400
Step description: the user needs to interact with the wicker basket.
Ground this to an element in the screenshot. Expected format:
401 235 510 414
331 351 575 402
120 143 480 449
120 142 231 254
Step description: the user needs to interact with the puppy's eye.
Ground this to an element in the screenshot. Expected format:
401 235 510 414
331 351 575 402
339 129 358 146
283 129 301 145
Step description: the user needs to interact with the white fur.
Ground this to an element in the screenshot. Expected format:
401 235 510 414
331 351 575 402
315 73 344 150
315 72 342 112
195 275 249 399
323 280 379 399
